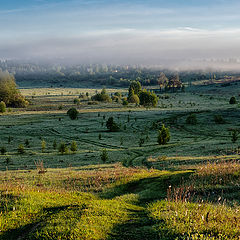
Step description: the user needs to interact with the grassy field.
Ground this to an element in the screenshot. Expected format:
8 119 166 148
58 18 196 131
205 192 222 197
0 83 240 239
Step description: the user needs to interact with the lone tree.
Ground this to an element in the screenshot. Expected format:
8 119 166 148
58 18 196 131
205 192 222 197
100 149 108 163
0 70 28 107
53 140 57 149
67 107 79 120
231 130 239 143
18 144 25 154
70 141 78 153
58 142 68 154
41 140 46 153
106 117 120 132
157 124 170 145
0 146 6 155
229 96 237 104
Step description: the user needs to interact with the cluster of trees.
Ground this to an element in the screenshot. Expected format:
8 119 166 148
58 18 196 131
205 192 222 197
127 81 158 107
0 70 28 108
157 73 183 92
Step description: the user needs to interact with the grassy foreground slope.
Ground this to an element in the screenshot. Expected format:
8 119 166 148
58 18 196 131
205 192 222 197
1 161 240 240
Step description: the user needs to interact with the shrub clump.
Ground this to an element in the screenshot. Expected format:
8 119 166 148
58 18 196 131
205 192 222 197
91 88 111 102
139 89 158 107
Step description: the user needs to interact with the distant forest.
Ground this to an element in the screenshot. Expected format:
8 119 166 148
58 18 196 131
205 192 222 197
0 60 239 88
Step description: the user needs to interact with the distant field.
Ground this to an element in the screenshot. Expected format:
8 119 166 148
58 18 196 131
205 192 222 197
20 87 126 97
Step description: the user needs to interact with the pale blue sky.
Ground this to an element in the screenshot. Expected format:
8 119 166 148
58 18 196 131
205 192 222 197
1 0 240 65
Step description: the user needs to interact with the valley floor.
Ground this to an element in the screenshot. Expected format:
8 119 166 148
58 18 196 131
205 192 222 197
1 85 240 239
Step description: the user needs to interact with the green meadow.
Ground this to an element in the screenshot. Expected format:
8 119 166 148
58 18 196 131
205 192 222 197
1 84 240 239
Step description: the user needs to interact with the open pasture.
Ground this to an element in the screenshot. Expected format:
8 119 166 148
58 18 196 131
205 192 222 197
0 86 240 171
1 84 240 239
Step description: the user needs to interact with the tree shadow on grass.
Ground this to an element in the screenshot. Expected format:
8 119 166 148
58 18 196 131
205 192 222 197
102 171 192 240
101 171 192 203
0 204 85 240
0 192 20 214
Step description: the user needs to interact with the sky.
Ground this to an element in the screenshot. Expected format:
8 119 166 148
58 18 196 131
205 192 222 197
1 0 240 68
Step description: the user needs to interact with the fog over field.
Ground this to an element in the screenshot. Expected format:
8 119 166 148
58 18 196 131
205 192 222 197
1 0 240 69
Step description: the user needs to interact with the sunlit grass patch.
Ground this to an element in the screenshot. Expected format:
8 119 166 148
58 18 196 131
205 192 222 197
149 200 240 239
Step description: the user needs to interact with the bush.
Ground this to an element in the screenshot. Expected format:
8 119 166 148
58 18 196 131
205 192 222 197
8 136 13 144
25 139 30 147
106 117 120 132
18 144 25 154
157 124 170 145
214 115 225 124
91 88 111 102
87 101 99 105
114 92 122 98
0 101 6 113
58 142 68 154
0 146 6 155
231 130 238 143
128 94 140 104
5 157 11 165
41 140 46 152
139 138 145 147
229 96 237 104
67 108 79 120
122 99 128 106
70 141 77 152
53 140 57 149
186 114 197 125
73 98 80 105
